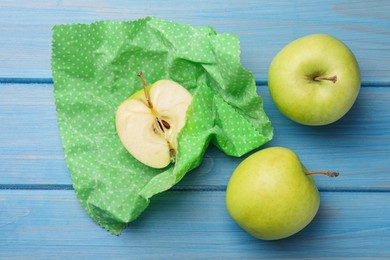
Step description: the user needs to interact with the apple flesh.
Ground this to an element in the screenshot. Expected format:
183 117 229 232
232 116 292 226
116 73 192 168
268 34 361 126
226 147 338 240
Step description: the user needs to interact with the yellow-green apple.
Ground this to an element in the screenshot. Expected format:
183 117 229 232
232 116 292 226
116 72 192 168
268 34 361 126
226 147 338 240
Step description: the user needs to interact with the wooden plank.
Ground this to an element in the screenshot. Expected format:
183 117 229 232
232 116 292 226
0 1 390 84
1 190 389 258
1 84 389 190
0 84 71 185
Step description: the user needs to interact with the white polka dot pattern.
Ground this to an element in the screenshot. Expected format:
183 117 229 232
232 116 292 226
51 17 273 234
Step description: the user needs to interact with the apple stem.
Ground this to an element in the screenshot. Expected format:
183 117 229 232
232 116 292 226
306 171 339 177
137 72 153 108
314 75 337 83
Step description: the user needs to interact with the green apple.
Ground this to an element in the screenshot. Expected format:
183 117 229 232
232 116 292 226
226 147 338 240
268 34 361 126
116 72 192 168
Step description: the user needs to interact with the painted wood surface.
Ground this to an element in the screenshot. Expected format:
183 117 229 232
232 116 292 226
1 84 389 191
0 1 390 84
1 190 390 259
1 0 390 258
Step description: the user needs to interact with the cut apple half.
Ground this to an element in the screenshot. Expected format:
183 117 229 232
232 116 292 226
116 72 193 168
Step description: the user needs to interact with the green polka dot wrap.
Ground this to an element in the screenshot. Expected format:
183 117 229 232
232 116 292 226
51 17 273 234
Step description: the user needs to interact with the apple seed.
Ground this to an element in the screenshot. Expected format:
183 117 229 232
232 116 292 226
161 119 171 129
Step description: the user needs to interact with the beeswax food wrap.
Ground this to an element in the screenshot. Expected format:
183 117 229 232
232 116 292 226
52 17 273 234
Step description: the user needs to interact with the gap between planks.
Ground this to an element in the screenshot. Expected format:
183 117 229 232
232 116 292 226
0 184 389 193
0 78 389 88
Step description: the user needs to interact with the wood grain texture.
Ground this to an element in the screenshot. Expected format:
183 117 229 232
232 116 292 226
1 1 390 257
0 0 389 84
1 190 390 258
1 84 389 191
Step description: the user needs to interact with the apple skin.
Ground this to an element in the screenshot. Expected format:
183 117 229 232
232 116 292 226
268 34 361 126
225 147 320 240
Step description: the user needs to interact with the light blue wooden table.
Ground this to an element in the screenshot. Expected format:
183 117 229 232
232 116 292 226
1 1 390 258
